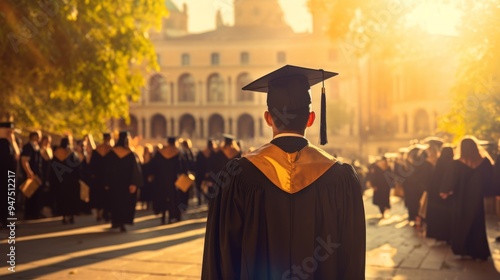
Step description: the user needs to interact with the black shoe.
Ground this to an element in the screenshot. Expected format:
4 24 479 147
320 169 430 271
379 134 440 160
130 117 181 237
119 225 126 232
69 216 74 224
62 218 67 225
495 236 500 243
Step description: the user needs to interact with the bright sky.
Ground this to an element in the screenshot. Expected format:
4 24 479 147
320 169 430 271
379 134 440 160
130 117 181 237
171 0 312 33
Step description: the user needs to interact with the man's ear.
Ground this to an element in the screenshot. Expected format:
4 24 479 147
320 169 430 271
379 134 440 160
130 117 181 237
306 111 315 127
264 111 273 127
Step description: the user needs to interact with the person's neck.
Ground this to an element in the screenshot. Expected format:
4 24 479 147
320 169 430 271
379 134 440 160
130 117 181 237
272 132 305 139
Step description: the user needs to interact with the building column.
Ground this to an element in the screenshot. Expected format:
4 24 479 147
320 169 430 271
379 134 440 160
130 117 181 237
227 76 232 105
198 80 204 105
228 117 233 135
199 117 204 139
145 116 151 139
171 82 177 105
170 117 175 136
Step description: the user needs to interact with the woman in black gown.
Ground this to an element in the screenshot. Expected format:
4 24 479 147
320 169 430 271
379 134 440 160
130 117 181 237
441 137 493 260
50 137 81 224
425 146 454 242
104 131 143 232
367 157 391 218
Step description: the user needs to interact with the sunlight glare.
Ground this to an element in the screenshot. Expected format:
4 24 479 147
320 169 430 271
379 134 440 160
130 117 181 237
406 2 462 36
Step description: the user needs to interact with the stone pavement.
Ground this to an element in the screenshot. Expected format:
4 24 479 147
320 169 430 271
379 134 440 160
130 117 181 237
0 193 499 280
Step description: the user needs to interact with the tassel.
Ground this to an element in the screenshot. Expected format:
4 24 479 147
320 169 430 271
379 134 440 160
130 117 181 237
320 86 327 145
320 69 327 145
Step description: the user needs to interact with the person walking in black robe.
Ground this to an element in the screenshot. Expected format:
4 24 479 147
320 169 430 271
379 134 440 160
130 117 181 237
139 144 154 210
441 137 493 260
179 138 195 210
194 139 216 205
0 122 20 228
49 137 81 224
202 65 365 279
425 146 454 242
104 131 143 232
88 133 112 222
20 131 43 220
150 137 185 224
367 157 391 218
400 146 433 226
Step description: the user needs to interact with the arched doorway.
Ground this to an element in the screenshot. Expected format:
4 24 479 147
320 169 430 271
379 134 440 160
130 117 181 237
237 114 254 140
149 74 169 102
179 113 196 138
151 114 167 139
208 114 224 137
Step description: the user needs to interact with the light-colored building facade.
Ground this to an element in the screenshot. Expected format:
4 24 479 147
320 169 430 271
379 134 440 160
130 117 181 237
124 0 457 161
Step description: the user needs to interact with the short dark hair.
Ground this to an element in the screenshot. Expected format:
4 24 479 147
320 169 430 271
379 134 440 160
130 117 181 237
29 132 39 140
269 107 310 133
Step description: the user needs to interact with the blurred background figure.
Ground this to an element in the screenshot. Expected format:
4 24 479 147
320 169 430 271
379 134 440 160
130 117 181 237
21 131 43 220
425 145 454 243
195 139 217 206
401 145 433 226
50 136 81 224
139 143 154 210
39 135 53 217
149 137 185 225
367 156 392 218
104 131 143 232
441 136 493 261
89 133 113 222
179 138 195 210
0 122 20 229
76 138 92 215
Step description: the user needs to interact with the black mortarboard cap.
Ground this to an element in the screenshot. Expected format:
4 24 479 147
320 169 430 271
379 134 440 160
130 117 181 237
167 136 177 145
0 122 14 128
242 65 338 145
222 134 235 146
118 131 130 143
103 132 111 139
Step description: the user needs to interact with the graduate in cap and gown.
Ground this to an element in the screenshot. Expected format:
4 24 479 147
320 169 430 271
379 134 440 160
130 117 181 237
49 137 81 224
20 131 43 219
104 131 143 232
0 122 20 228
195 139 217 205
202 65 366 279
210 134 242 178
89 133 113 222
150 137 185 224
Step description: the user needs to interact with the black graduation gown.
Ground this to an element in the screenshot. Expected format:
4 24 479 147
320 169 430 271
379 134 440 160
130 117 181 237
368 164 391 210
105 148 143 226
88 148 110 209
150 148 183 221
21 142 43 219
49 149 81 216
400 160 433 221
0 139 17 226
425 158 453 241
442 159 493 259
202 137 366 280
494 155 500 195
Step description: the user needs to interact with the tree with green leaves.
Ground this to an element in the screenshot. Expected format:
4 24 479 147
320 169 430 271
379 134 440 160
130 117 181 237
0 0 167 136
438 0 500 141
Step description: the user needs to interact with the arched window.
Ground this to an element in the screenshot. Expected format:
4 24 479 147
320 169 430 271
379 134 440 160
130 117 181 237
151 114 167 139
149 74 169 102
208 114 224 137
236 73 253 102
178 73 195 102
237 114 254 140
207 73 225 103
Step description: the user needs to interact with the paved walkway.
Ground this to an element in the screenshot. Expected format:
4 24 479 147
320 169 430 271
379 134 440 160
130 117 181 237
1 193 499 279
